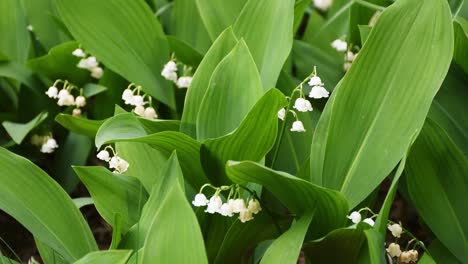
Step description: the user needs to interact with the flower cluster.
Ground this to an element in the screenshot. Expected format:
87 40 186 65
278 67 329 133
45 80 87 117
192 184 262 223
385 222 421 263
96 146 129 174
313 0 333 11
331 39 347 52
121 84 158 119
161 58 193 89
72 48 103 79
31 134 59 154
347 209 375 226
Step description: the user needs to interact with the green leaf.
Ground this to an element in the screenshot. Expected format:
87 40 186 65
0 61 39 91
453 19 468 72
141 154 208 264
195 0 247 40
201 88 287 185
233 0 294 89
260 213 313 264
357 229 386 264
54 0 174 108
55 114 104 138
358 25 372 44
0 0 30 63
293 0 310 33
180 27 238 138
73 166 148 233
74 250 132 264
309 0 454 208
167 36 203 67
226 161 348 238
0 147 97 262
72 197 93 209
421 240 462 264
35 238 67 264
27 41 90 86
2 111 48 144
196 40 263 140
82 83 107 98
405 119 468 262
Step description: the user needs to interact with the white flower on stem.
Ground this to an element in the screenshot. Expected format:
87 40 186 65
331 39 347 52
97 150 111 162
192 193 209 207
143 107 157 119
363 218 375 226
313 0 333 12
72 48 86 58
293 98 313 112
75 96 86 108
45 86 58 98
347 211 361 224
122 89 134 105
290 120 306 132
58 89 70 99
90 67 103 79
308 76 323 87
176 76 193 88
346 51 356 62
161 60 178 82
231 198 246 213
109 156 129 174
399 250 418 263
388 223 403 238
239 209 254 223
134 105 145 116
219 203 234 217
277 108 286 121
72 108 82 117
247 199 261 214
132 95 144 106
205 195 223 214
40 138 58 153
58 94 75 106
386 243 401 258
309 85 330 99
77 57 98 70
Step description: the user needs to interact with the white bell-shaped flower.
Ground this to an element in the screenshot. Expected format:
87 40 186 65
97 150 111 162
75 96 86 108
347 211 361 224
343 62 352 72
122 89 134 105
205 195 223 214
388 223 403 238
40 138 58 153
134 105 145 117
290 120 306 132
363 218 375 227
277 108 286 121
331 39 347 52
386 243 401 258
77 56 98 69
293 98 313 112
109 156 119 169
161 61 178 82
247 199 261 214
72 108 82 117
72 48 86 58
313 0 333 11
90 67 103 79
58 94 75 106
58 89 70 99
45 86 58 98
143 107 157 119
308 76 323 87
132 95 144 106
346 51 356 62
399 250 418 263
219 203 234 217
231 198 246 213
309 85 330 99
192 193 209 207
117 158 129 173
176 76 193 88
239 209 254 223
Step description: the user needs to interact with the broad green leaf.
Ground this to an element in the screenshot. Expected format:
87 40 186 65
233 0 294 90
54 132 92 192
197 40 263 140
226 161 348 238
54 0 175 108
201 89 287 185
293 0 310 33
180 27 238 138
421 240 462 264
73 166 148 233
2 111 48 144
260 213 313 264
35 238 67 264
167 36 203 67
0 147 97 262
310 0 454 208
356 229 386 264
405 119 468 262
74 250 132 264
428 64 468 155
195 0 247 40
0 61 39 91
55 114 104 138
172 0 211 53
27 41 90 86
0 0 30 63
82 83 107 98
141 155 208 264
22 0 71 50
